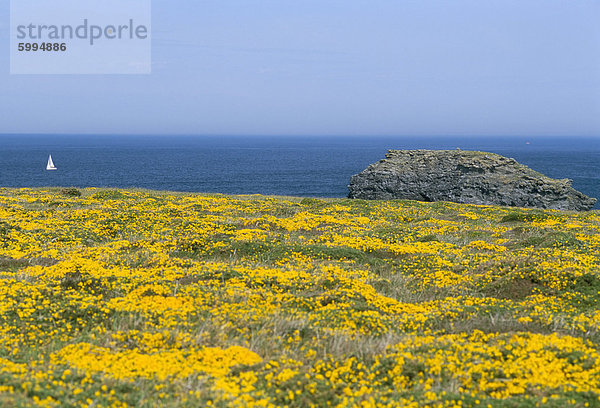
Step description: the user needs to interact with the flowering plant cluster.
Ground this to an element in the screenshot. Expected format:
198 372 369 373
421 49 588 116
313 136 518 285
0 188 598 407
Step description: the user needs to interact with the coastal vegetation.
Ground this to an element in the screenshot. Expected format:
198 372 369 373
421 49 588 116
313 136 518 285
0 187 599 407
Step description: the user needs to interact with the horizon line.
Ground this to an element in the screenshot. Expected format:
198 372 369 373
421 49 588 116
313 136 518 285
1 133 599 139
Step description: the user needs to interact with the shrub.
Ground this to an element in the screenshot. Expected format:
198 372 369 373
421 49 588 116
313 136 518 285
300 198 326 207
61 187 82 197
501 212 549 223
92 190 125 200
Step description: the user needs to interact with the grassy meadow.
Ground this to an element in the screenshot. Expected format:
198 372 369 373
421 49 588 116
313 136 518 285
0 187 599 407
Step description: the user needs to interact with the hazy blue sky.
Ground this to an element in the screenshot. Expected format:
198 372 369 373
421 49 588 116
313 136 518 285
1 0 599 136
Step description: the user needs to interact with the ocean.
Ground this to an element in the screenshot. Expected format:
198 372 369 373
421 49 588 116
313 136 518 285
0 135 598 208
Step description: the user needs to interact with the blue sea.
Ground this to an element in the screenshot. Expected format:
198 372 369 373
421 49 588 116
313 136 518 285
0 135 598 208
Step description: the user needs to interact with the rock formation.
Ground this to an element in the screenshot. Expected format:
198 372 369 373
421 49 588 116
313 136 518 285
348 150 596 211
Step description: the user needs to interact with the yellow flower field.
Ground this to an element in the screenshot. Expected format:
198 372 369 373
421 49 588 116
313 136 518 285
0 187 599 407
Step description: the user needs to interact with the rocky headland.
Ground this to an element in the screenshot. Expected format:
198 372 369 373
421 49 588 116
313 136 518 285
348 150 596 211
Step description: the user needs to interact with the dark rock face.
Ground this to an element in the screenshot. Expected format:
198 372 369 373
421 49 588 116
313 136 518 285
348 150 597 211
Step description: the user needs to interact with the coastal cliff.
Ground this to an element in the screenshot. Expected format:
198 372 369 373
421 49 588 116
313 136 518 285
348 150 597 211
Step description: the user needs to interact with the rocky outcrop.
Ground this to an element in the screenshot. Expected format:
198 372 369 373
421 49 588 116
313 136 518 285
348 150 596 211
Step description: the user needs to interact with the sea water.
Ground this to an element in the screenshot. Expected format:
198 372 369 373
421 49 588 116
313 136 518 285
0 135 598 208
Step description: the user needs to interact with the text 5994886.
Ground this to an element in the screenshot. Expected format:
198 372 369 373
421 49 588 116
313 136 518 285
18 43 67 52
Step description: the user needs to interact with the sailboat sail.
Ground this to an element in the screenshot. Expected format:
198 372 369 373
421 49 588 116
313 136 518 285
46 155 57 171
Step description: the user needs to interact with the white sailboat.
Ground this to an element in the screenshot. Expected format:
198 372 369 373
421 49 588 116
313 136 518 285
46 155 57 171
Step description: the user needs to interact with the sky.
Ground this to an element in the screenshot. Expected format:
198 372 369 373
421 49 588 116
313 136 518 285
0 0 599 136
